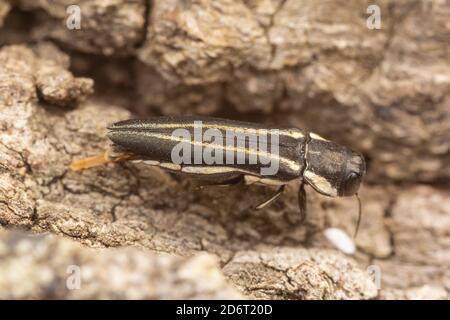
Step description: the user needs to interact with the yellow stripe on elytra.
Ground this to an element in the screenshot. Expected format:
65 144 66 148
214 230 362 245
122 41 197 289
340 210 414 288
180 167 288 185
131 160 290 185
119 122 305 139
134 131 301 172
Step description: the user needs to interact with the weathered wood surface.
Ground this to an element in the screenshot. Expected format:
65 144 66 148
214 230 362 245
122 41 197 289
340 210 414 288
0 0 448 299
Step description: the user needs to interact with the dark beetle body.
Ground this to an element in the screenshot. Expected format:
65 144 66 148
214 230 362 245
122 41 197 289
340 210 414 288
108 116 305 185
107 116 365 198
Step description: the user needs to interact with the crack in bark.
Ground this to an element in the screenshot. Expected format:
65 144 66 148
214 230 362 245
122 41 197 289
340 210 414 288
134 0 152 50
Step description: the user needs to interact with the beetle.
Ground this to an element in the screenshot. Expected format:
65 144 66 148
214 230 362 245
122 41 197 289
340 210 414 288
71 116 366 235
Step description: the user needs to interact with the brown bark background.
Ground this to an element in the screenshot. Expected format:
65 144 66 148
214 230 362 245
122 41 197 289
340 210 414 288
0 0 448 299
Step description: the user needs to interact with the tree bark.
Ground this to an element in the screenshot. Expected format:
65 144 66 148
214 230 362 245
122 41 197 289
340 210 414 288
0 0 448 299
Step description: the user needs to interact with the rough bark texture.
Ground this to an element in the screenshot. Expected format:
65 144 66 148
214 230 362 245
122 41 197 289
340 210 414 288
14 0 147 55
0 228 244 299
223 247 377 300
0 0 449 299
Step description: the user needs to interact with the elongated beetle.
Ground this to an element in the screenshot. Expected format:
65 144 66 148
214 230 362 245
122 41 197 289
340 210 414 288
71 116 365 235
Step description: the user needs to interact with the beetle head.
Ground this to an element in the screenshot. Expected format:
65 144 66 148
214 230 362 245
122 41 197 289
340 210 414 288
303 134 365 197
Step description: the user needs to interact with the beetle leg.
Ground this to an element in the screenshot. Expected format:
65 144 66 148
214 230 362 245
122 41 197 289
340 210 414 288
255 185 285 210
298 181 307 224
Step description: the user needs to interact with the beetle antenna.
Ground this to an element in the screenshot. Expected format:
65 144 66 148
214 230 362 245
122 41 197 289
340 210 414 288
354 193 362 238
70 150 132 171
70 152 110 171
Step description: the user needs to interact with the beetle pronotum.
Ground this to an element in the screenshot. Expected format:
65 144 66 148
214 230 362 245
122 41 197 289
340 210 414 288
71 116 366 236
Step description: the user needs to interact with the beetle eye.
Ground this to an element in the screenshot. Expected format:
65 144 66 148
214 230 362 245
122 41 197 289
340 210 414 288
343 172 361 196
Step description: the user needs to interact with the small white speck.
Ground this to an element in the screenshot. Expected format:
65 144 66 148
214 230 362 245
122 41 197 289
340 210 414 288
324 228 356 255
